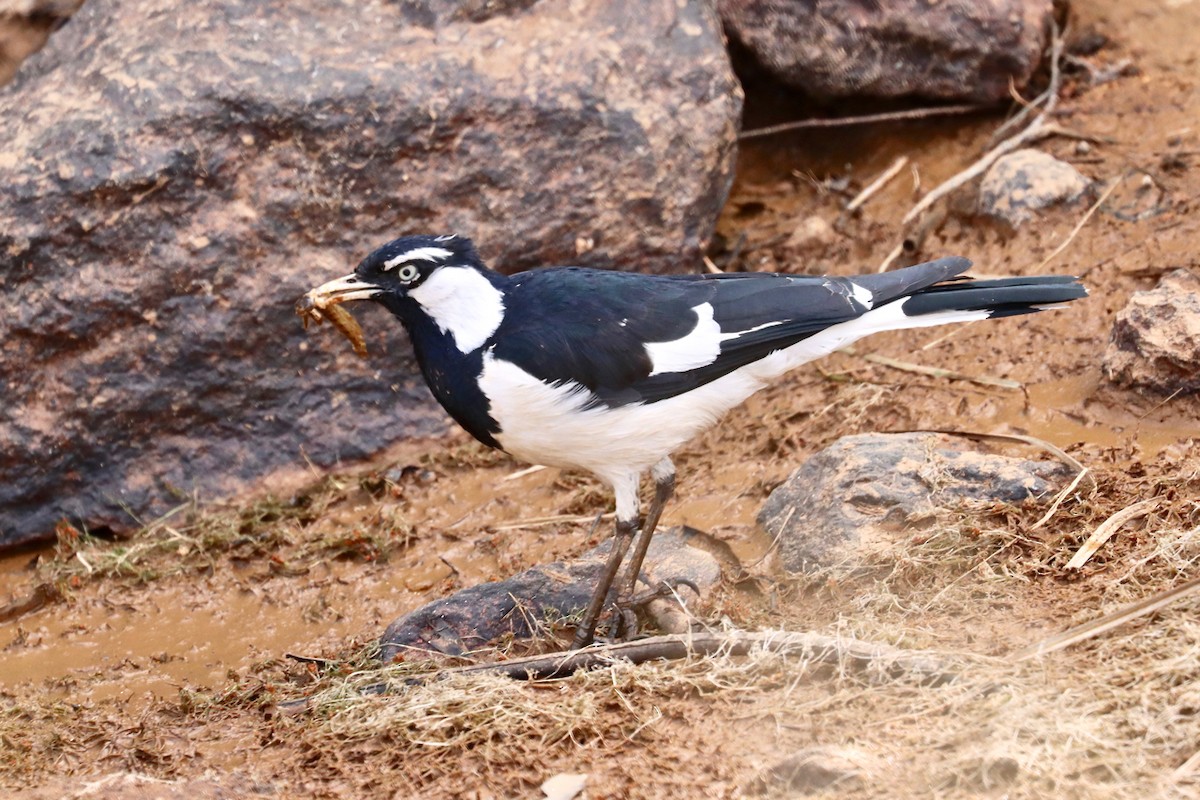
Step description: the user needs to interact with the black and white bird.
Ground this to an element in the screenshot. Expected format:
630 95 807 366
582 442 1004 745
304 234 1086 648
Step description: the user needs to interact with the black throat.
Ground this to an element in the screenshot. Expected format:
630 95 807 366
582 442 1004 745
378 295 502 450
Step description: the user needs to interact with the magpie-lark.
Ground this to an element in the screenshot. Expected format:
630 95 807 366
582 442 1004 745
303 234 1086 649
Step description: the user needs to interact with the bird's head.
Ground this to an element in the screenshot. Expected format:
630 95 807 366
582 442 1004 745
303 234 506 354
305 234 483 306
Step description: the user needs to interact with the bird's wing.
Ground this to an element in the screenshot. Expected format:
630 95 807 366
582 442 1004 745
490 259 970 407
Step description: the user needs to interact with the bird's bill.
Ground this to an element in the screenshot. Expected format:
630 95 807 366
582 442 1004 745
303 273 382 308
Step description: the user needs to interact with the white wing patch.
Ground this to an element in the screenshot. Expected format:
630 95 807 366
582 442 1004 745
848 281 874 309
645 303 784 376
408 266 505 353
382 247 453 271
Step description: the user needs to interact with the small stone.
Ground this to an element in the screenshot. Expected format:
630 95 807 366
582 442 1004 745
1103 269 1200 394
786 216 837 251
978 149 1092 226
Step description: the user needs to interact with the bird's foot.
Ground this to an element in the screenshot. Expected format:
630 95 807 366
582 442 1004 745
601 578 701 643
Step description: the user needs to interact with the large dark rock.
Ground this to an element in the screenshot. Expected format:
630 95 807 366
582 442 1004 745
379 527 722 661
1103 269 1200 395
0 0 741 549
759 433 1069 574
719 0 1052 103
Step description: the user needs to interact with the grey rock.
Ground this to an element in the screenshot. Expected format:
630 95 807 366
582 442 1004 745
760 433 1070 574
0 0 741 550
719 0 1053 102
978 149 1092 226
379 527 722 661
1103 269 1200 394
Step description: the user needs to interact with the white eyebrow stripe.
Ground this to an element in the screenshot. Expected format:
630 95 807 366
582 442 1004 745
381 247 454 271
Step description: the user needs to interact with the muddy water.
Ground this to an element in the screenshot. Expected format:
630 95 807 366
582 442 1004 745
1000 372 1189 455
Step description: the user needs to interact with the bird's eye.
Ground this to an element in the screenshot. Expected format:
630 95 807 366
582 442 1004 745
397 264 420 283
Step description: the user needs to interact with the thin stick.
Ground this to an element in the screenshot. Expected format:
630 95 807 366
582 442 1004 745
1034 175 1126 272
421 631 949 684
502 464 546 481
1014 576 1200 661
919 325 969 351
1064 499 1157 569
858 351 1023 390
739 104 988 141
285 652 335 669
1030 467 1091 530
493 512 615 531
702 255 724 274
276 630 956 715
876 241 904 273
1172 748 1200 781
846 156 909 213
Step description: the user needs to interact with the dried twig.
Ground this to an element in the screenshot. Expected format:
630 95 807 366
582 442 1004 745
493 512 615 531
1034 175 1126 272
1172 748 1200 781
853 350 1022 390
1064 499 1158 569
1015 576 1200 661
1030 467 1092 531
276 630 957 716
286 652 336 669
846 156 909 213
740 104 988 141
502 464 546 482
877 241 905 273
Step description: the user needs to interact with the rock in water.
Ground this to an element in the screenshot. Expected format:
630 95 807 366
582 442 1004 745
0 0 741 550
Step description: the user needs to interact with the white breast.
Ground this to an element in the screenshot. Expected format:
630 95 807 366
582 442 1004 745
408 266 506 353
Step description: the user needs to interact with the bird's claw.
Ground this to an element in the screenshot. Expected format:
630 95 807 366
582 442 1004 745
595 578 699 643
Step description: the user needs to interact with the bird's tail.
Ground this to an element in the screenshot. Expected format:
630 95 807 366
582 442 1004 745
792 273 1087 356
899 274 1088 320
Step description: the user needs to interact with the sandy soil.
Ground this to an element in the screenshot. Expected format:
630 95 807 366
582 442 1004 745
3 1 1200 797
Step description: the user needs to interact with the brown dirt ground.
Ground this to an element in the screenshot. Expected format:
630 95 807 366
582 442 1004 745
4 1 1200 797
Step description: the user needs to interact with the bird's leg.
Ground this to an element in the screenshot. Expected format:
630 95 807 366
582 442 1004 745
617 458 676 600
570 475 640 650
570 517 637 650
